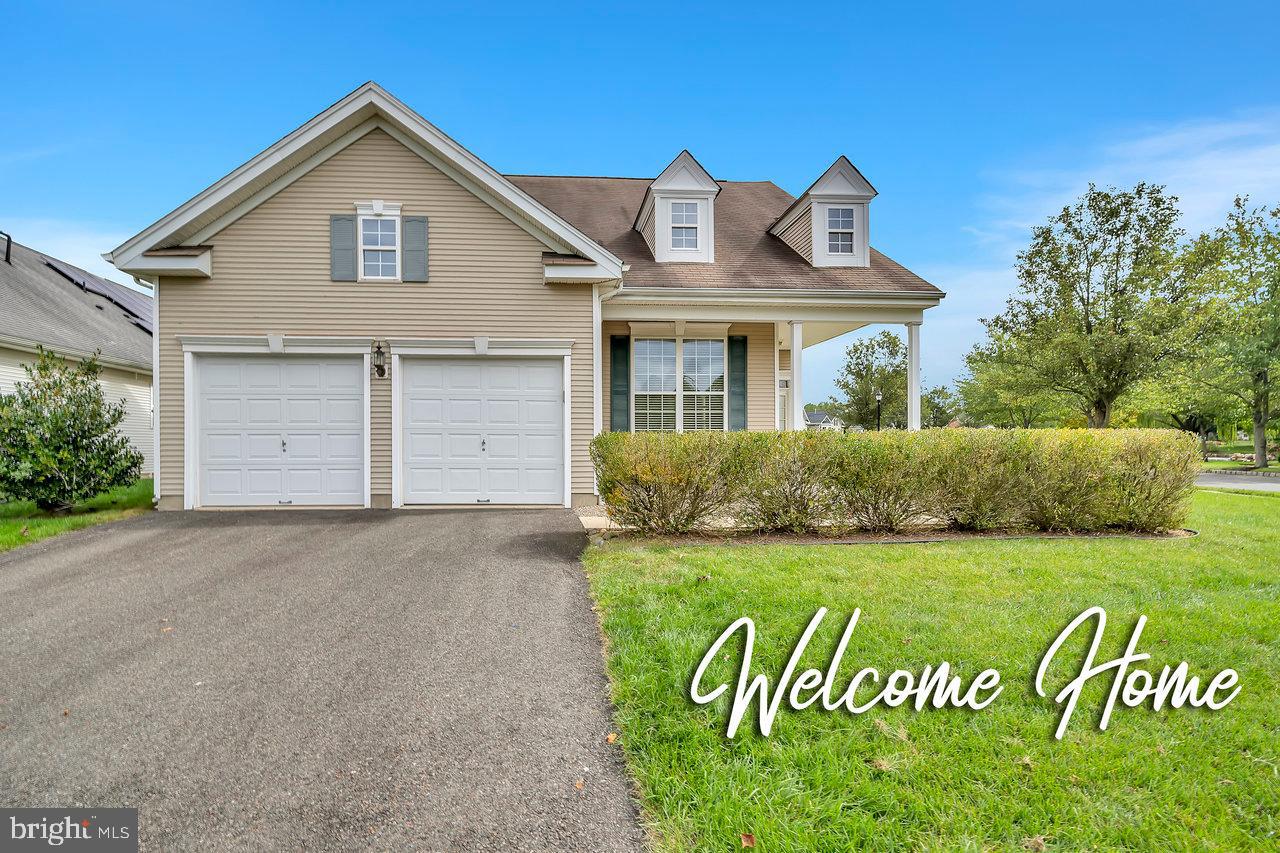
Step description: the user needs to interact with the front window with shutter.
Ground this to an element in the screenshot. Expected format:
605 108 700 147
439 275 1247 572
632 337 726 432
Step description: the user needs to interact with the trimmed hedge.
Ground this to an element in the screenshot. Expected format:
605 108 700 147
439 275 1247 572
590 428 1199 535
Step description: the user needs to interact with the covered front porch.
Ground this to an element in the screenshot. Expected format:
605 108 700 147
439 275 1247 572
593 287 934 434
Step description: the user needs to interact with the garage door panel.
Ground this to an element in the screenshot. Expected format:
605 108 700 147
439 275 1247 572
408 398 444 425
246 434 283 460
325 397 362 425
408 432 443 460
287 433 323 460
524 363 560 391
246 468 285 496
447 432 483 458
487 433 520 459
487 398 520 425
205 398 243 426
205 434 243 461
324 362 363 391
408 468 444 494
198 356 365 507
245 362 283 390
526 399 560 426
401 357 563 505
446 364 482 390
524 433 560 460
285 397 322 425
205 469 244 496
447 398 482 423
486 364 520 390
245 398 282 425
447 467 483 493
524 468 561 495
326 433 362 462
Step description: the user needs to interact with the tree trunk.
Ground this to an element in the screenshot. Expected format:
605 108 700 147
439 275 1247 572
1087 398 1113 428
1253 373 1270 468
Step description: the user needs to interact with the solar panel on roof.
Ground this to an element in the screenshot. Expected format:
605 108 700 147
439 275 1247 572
41 257 153 333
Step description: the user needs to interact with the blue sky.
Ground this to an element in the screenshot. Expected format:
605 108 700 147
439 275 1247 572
4 1 1280 400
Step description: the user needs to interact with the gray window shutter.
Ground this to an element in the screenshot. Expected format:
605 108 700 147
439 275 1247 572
728 335 747 430
330 214 356 281
610 335 630 431
402 216 429 282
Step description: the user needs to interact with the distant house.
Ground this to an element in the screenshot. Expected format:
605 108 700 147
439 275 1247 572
804 409 845 431
0 232 153 474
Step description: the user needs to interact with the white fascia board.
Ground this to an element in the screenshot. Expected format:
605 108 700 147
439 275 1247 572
388 337 574 357
177 334 372 354
607 286 942 307
602 301 928 325
114 251 212 278
544 263 622 283
107 82 622 278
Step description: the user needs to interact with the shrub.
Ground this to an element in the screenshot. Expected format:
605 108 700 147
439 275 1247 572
1106 429 1201 531
589 428 1199 535
735 432 842 533
0 349 143 512
1024 430 1114 531
829 431 938 532
590 431 742 533
927 429 1034 530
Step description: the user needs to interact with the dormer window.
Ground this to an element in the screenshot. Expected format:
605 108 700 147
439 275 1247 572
827 207 855 254
671 202 699 250
635 151 719 263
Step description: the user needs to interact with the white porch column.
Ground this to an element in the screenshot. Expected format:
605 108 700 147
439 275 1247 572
906 321 921 430
789 321 805 431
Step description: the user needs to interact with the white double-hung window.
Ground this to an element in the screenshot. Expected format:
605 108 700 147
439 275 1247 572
632 335 726 432
670 201 699 250
357 201 401 280
827 207 855 254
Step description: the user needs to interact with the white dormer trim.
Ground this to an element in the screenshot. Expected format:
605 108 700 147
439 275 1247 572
771 156 877 268
635 150 719 264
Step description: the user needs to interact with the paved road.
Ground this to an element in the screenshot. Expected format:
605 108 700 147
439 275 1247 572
1197 473 1280 492
0 510 644 852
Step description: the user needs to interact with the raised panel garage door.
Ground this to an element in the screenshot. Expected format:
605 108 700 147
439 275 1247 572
198 356 365 506
401 358 564 505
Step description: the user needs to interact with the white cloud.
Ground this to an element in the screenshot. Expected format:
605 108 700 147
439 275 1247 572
0 217 147 292
808 108 1280 396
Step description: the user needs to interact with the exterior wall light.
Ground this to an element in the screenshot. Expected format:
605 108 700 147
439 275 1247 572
373 341 387 378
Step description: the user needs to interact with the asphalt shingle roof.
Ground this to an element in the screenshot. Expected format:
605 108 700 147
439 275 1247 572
0 237 152 370
507 175 942 295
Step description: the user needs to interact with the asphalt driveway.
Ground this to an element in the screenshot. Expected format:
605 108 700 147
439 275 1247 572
0 509 645 852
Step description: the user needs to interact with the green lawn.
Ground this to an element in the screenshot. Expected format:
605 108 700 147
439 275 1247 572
586 490 1279 851
0 479 153 553
1202 458 1273 471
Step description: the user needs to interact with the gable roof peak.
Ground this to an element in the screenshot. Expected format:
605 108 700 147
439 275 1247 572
808 155 877 200
649 149 720 194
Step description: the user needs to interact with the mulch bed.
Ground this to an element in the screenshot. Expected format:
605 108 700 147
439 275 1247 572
589 526 1198 547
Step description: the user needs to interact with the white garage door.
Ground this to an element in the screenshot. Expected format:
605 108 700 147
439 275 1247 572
401 358 564 505
198 356 365 507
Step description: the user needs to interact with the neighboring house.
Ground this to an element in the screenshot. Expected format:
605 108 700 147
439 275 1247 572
105 82 942 511
0 232 154 474
804 409 845 431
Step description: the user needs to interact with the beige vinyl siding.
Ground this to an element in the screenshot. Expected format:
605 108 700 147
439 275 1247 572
778 349 791 372
0 346 153 475
638 201 656 256
777 209 813 263
156 129 594 502
601 321 774 432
